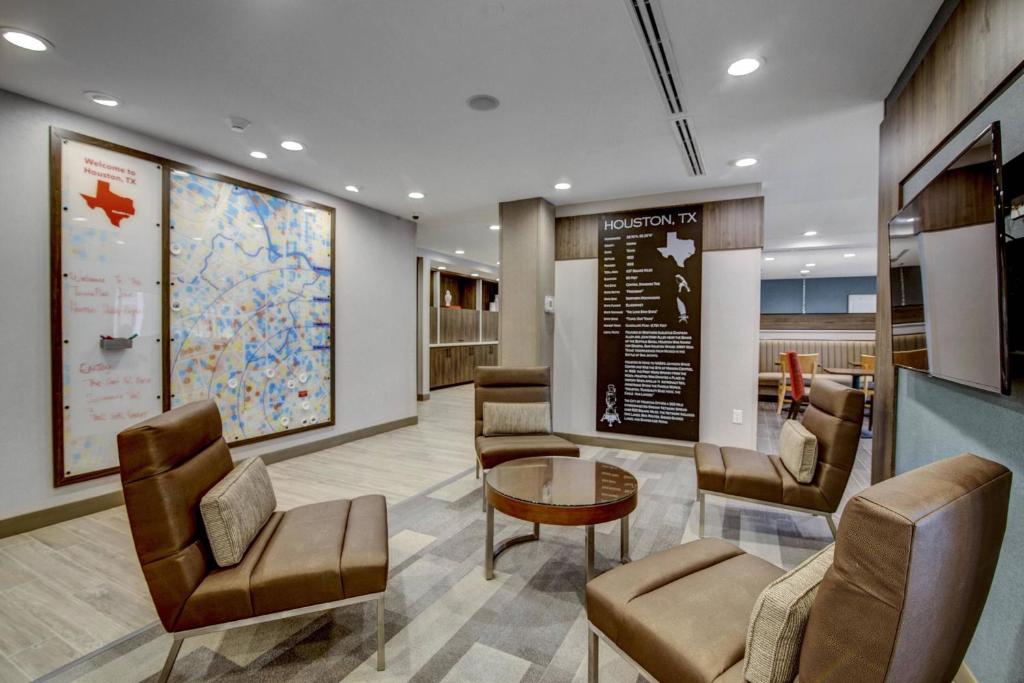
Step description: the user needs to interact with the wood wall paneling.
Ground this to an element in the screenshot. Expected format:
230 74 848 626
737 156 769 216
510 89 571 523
760 313 876 331
875 0 1024 482
554 196 764 260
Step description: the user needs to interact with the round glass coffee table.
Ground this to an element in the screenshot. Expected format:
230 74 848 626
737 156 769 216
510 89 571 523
484 456 638 581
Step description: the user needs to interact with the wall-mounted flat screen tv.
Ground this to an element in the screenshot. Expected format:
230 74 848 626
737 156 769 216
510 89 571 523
889 122 1011 395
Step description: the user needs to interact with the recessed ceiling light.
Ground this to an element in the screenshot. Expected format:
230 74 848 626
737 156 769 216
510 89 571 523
408 191 425 199
437 266 447 270
803 230 818 236
466 94 500 111
554 182 572 190
496 278 500 282
800 269 810 274
280 140 304 151
489 224 500 231
805 263 816 267
454 249 465 255
733 157 758 167
1 28 51 52
249 151 268 159
727 58 761 76
344 185 360 193
85 91 120 107
496 261 500 265
471 273 480 277
843 253 856 258
764 256 775 261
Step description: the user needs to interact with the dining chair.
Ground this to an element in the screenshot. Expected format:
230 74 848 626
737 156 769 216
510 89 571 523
776 352 818 415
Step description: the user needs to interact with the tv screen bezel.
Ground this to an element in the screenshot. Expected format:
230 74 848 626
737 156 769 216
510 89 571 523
888 121 1010 395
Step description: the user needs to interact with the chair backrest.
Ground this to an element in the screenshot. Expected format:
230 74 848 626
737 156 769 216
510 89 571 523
860 353 876 373
800 379 864 510
117 400 232 631
784 351 806 402
779 352 818 385
474 366 551 437
798 453 1011 682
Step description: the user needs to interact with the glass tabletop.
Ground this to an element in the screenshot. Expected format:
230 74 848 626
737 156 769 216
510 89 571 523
487 456 637 507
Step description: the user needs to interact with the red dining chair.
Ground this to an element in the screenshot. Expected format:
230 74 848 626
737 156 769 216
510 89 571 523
785 350 807 419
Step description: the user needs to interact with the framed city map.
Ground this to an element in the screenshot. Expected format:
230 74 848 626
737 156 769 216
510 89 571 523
167 170 335 444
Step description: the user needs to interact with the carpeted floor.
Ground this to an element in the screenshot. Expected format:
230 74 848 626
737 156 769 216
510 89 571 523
46 440 840 683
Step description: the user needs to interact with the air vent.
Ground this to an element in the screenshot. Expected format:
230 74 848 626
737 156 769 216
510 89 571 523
624 0 706 176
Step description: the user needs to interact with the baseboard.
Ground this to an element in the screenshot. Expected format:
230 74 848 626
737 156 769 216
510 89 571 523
0 415 419 538
0 490 125 539
953 662 978 683
417 393 430 401
258 415 418 466
557 432 694 457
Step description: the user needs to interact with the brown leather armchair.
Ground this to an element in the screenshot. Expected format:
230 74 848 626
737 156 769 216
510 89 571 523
586 453 1011 682
695 379 864 538
474 366 580 509
117 400 389 682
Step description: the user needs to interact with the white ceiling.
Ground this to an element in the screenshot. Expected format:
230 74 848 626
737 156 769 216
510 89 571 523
0 0 940 275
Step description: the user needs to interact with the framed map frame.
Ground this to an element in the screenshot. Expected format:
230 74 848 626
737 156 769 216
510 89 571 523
50 128 170 486
164 163 336 446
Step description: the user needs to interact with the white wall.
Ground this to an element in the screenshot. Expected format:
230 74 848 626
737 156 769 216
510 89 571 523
0 90 417 519
553 248 761 449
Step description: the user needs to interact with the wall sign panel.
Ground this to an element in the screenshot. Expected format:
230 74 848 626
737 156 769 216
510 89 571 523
596 205 702 440
168 171 335 444
50 130 166 485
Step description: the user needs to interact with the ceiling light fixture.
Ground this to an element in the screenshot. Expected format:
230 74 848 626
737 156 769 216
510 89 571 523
437 266 447 270
805 263 816 267
803 230 818 237
466 94 500 111
496 261 500 265
727 58 761 77
454 249 465 255
85 91 120 107
249 151 268 159
733 157 758 167
471 273 480 278
1 28 51 51
408 191 425 199
554 182 572 190
489 224 500 231
843 252 856 258
800 269 810 274
280 140 304 151
344 185 359 193
764 256 775 262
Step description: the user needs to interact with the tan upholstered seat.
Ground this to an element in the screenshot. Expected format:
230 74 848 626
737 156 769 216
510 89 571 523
587 538 784 683
473 366 579 505
586 453 1012 683
117 400 389 680
475 434 581 469
695 379 864 536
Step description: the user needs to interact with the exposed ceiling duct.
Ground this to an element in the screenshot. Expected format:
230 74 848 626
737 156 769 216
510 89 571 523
624 0 705 176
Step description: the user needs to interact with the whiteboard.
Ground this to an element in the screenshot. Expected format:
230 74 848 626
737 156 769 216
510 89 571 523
55 134 164 483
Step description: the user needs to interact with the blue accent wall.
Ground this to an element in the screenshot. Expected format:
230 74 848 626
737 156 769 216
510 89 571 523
761 276 876 313
895 369 1024 682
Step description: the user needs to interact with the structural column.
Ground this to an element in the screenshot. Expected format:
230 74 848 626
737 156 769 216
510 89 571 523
498 197 555 366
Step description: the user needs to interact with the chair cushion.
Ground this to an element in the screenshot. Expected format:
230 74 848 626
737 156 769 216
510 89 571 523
778 420 818 484
744 544 835 683
482 401 551 436
587 539 785 683
758 371 782 386
475 434 579 469
695 444 782 503
200 457 277 567
173 496 388 631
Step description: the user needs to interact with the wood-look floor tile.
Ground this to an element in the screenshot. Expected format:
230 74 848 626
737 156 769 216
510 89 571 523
8 636 79 680
0 654 29 682
3 580 126 654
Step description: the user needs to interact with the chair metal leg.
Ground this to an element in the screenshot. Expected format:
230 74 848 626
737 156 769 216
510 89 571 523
698 491 707 538
158 636 184 683
481 470 487 511
585 525 595 582
825 513 837 538
588 628 599 683
475 459 480 479
620 515 630 563
376 596 385 671
533 521 540 538
484 502 495 580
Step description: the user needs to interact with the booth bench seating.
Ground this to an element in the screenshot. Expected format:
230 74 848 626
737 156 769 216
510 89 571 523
757 333 926 398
